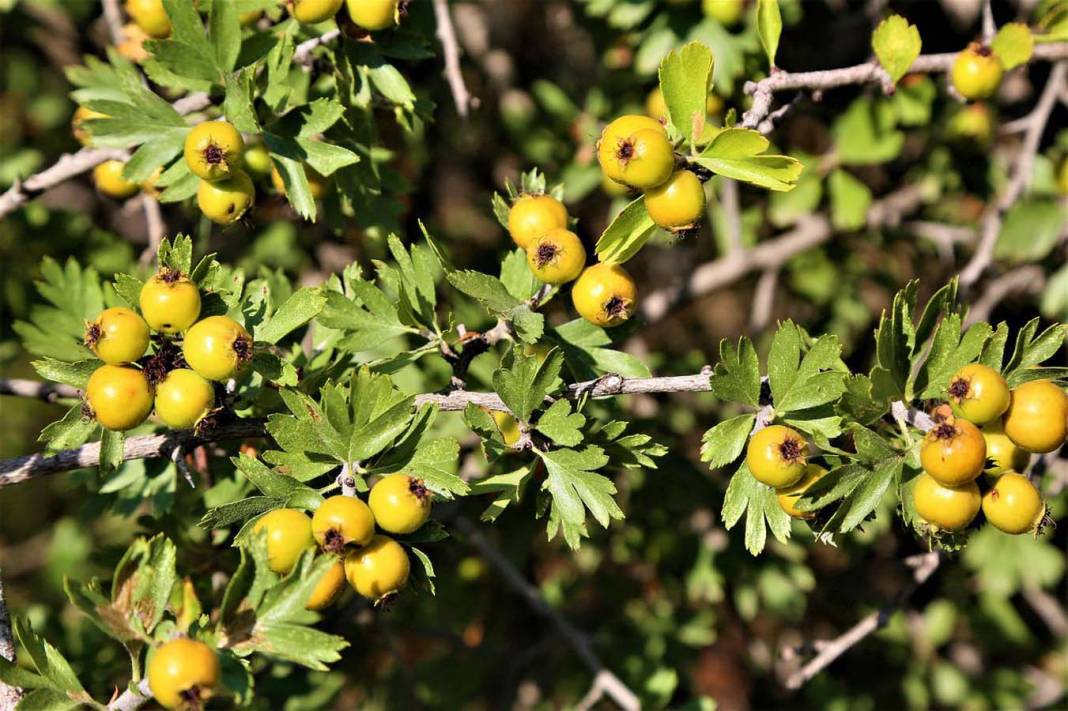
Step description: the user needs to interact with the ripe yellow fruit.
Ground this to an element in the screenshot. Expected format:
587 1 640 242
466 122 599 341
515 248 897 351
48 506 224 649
197 171 255 225
702 0 745 27
346 0 399 30
913 472 980 532
643 170 706 230
72 106 107 146
746 425 807 488
947 363 1010 425
139 269 201 335
85 307 150 364
920 417 986 486
93 161 139 199
184 121 244 182
507 194 569 249
951 43 1003 100
290 0 344 24
571 263 638 328
312 495 376 552
85 365 154 431
776 464 827 518
253 508 314 574
981 423 1029 478
981 472 1045 535
526 228 586 285
154 369 215 429
147 638 219 710
368 474 432 534
125 0 171 39
306 560 347 610
182 316 253 382
344 535 410 599
243 144 272 177
1002 380 1068 453
597 122 675 189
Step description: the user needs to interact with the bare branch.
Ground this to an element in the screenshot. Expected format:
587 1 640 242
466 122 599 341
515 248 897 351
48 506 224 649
107 678 152 711
783 552 941 690
719 178 743 255
455 518 639 711
433 0 473 118
101 0 124 45
963 265 1046 327
293 29 340 67
0 568 22 710
0 379 80 402
139 194 166 266
959 62 1067 288
749 268 779 333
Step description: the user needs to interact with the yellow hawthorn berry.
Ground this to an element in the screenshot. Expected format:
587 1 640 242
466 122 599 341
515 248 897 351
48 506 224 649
72 106 107 146
125 0 171 39
572 262 638 328
312 495 376 553
951 43 1003 100
184 121 244 182
947 103 994 145
776 464 827 519
507 194 569 249
116 22 150 62
492 410 522 446
290 0 344 24
147 638 219 710
306 559 347 610
368 474 432 534
270 164 329 200
702 0 745 27
920 415 986 486
197 170 255 225
154 369 215 429
643 170 706 230
346 0 399 30
601 173 631 197
85 365 154 431
746 424 807 488
253 508 314 574
182 315 253 381
913 472 980 532
139 269 201 335
982 472 1045 535
1003 380 1068 453
243 144 272 177
947 363 1010 425
597 121 675 189
85 307 150 365
981 422 1030 478
93 160 139 199
526 228 586 285
344 534 410 600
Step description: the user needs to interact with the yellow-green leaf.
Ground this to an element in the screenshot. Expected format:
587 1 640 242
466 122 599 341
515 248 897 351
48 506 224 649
991 23 1034 69
871 14 922 84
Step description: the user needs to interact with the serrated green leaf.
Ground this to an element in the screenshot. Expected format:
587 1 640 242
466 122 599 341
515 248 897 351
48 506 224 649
991 23 1034 70
658 41 715 147
535 399 586 446
700 414 755 468
710 337 761 406
871 14 921 84
493 349 564 423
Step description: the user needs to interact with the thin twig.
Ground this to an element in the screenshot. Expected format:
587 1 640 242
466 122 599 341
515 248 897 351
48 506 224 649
139 194 166 265
293 29 340 67
749 268 779 332
101 0 124 45
0 378 80 402
959 62 1066 288
454 518 640 711
783 551 941 690
0 568 22 710
981 0 995 43
107 678 152 711
719 178 743 255
432 0 472 118
963 265 1046 327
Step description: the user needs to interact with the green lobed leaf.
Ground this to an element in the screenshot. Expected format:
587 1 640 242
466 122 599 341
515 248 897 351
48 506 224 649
658 41 715 147
871 14 922 84
256 288 326 344
535 399 586 447
990 23 1034 69
700 414 755 468
710 337 761 406
492 348 564 423
539 445 620 533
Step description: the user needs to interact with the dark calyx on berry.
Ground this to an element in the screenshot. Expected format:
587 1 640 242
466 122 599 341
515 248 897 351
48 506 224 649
778 437 804 463
535 241 559 267
203 143 225 165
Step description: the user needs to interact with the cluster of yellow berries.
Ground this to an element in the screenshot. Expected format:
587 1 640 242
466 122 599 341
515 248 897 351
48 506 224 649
744 424 827 518
183 120 257 225
83 268 253 432
253 474 433 606
914 365 1066 535
290 0 400 29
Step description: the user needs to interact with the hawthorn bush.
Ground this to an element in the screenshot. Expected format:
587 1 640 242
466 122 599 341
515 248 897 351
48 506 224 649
0 1 1066 709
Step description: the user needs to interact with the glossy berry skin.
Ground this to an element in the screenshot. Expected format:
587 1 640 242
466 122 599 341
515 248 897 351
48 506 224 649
369 475 432 534
154 369 215 429
507 194 569 249
306 560 347 611
982 472 1045 535
140 270 201 335
312 495 376 552
197 170 255 224
344 535 410 600
951 44 1003 100
1003 380 1068 453
290 0 344 24
776 464 827 519
947 363 1010 425
270 164 329 200
600 115 666 147
184 121 244 182
527 228 586 285
85 307 149 364
643 170 706 230
702 0 745 27
572 263 638 328
93 161 139 199
72 106 107 146
147 638 219 710
253 508 314 574
746 425 807 488
86 365 153 431
981 423 1029 478
346 0 399 30
182 316 253 382
243 144 271 176
913 473 980 532
125 0 171 39
598 126 675 189
920 417 986 486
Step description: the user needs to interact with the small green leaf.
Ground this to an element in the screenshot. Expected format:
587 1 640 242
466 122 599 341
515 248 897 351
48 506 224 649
658 41 715 147
991 23 1034 70
700 414 755 468
493 349 564 423
535 400 586 446
756 0 782 68
594 196 658 264
828 169 872 231
871 14 922 84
